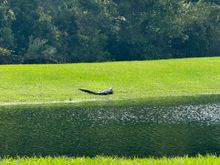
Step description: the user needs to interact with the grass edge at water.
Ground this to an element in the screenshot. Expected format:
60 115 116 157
1 93 220 110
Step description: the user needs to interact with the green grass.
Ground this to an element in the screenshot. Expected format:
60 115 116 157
1 155 220 165
1 57 220 103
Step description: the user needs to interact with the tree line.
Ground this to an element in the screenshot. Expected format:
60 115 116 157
0 0 219 64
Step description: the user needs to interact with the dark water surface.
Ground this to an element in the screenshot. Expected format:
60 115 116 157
0 97 220 157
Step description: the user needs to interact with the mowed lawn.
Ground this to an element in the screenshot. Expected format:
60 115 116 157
1 156 220 165
0 57 220 102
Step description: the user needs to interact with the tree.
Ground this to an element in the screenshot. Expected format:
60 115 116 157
0 0 219 64
0 0 16 63
73 0 120 62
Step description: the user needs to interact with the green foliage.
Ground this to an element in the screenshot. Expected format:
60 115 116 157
24 37 57 63
0 0 16 63
0 0 220 63
0 47 14 63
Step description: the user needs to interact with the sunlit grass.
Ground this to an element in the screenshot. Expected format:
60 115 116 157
0 57 220 103
1 155 220 165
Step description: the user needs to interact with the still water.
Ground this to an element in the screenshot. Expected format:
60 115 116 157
0 101 220 157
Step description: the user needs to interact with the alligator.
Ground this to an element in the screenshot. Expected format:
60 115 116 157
79 88 113 95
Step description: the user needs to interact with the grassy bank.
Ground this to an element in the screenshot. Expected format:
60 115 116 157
0 57 220 102
1 155 220 165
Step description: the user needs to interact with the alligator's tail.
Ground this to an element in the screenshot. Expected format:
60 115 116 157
78 88 98 95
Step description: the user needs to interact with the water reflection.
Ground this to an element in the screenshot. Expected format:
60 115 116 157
0 101 220 157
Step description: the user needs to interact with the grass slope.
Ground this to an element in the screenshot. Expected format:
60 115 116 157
0 57 220 102
1 156 220 165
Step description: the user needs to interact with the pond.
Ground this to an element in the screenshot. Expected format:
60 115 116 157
0 96 220 157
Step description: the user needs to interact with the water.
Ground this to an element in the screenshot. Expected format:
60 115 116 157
85 103 220 126
0 101 220 157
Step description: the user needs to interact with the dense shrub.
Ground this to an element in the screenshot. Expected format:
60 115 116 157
0 0 219 63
